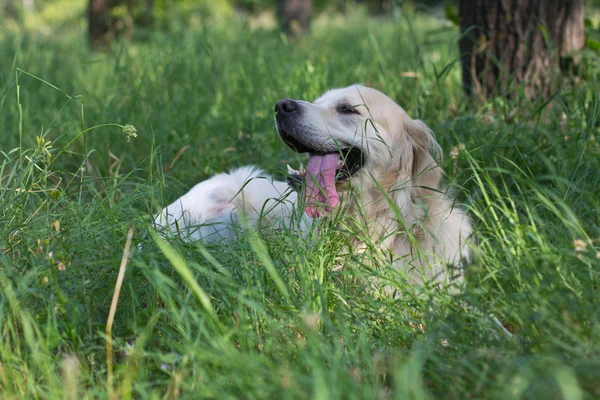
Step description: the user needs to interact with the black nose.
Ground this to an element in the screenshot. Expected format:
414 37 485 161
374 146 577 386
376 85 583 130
275 99 298 113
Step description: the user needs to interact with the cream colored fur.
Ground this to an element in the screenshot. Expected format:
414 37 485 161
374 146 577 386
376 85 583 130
155 85 472 287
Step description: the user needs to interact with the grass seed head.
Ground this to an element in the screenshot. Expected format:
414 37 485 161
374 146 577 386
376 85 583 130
123 124 138 142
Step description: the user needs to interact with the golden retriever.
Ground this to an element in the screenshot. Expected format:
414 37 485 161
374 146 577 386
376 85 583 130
156 85 472 287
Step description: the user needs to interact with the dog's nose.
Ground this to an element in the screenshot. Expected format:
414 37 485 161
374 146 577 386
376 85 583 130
275 99 298 113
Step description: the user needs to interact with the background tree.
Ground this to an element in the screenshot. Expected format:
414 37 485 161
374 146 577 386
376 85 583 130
355 0 392 13
278 0 312 36
458 0 585 99
1 0 31 21
88 0 112 48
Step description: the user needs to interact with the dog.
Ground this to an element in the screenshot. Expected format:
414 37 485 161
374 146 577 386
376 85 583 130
155 85 472 287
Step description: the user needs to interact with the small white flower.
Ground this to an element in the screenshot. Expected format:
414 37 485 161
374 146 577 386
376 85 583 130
450 143 466 159
449 147 460 159
302 312 320 330
573 239 587 252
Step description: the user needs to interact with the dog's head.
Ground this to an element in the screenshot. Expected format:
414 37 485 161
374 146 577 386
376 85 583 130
275 84 442 218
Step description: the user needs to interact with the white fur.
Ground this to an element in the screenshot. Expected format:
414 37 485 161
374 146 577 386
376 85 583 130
155 85 472 287
155 166 304 242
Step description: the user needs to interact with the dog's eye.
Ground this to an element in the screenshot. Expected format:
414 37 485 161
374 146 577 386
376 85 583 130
337 104 361 115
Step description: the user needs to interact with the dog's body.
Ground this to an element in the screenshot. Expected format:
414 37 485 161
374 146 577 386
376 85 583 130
156 166 304 242
156 85 472 287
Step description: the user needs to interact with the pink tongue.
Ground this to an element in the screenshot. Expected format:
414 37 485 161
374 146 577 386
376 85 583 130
305 153 340 218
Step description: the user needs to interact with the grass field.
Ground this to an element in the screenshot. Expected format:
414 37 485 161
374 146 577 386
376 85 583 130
1 7 599 399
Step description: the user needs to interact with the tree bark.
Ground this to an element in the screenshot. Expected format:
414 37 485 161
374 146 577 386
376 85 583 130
278 0 313 36
88 0 112 48
458 0 585 99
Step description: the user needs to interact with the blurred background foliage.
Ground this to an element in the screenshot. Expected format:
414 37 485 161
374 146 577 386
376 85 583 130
1 0 599 45
4 0 450 32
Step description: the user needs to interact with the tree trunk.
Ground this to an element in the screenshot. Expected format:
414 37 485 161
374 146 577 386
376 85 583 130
278 0 313 36
88 0 112 48
458 0 584 99
3 0 23 21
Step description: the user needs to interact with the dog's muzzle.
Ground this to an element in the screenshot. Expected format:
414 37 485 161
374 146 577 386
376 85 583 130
274 99 315 153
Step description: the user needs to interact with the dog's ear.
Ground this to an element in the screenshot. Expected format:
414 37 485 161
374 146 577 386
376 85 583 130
404 119 443 197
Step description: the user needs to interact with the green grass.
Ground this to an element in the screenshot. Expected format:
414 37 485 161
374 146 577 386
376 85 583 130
1 8 600 399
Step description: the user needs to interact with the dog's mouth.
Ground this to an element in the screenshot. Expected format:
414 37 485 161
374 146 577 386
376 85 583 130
287 147 363 184
283 137 364 218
